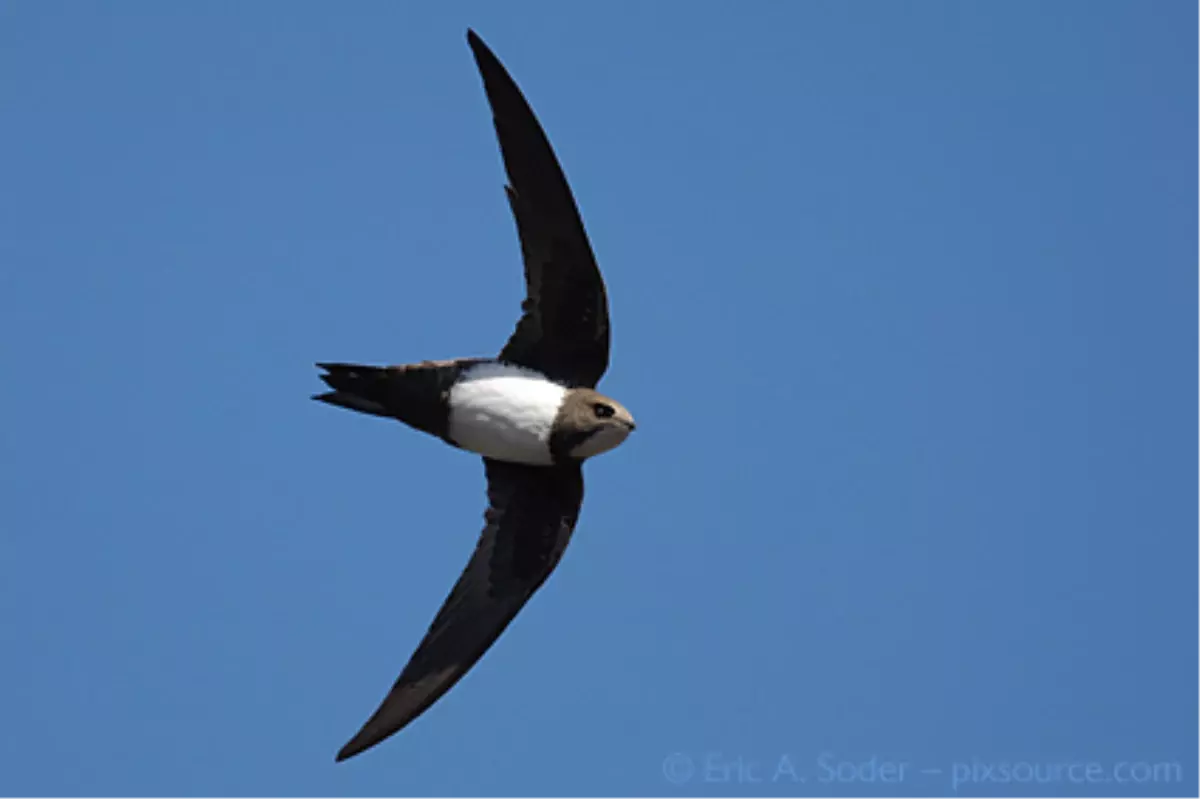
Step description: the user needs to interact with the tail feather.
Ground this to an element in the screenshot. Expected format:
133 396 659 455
312 358 485 438
313 363 393 418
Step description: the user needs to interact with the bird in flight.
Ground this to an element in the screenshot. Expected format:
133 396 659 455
314 29 635 762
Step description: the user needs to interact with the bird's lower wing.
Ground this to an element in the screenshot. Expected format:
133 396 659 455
335 458 584 761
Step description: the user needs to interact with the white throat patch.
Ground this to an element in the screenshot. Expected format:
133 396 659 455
447 362 567 466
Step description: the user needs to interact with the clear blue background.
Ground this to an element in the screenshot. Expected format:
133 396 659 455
1 1 1195 796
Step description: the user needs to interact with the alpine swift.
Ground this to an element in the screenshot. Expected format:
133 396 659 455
313 30 635 761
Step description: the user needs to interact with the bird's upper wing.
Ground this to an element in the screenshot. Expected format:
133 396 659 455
467 29 610 389
335 458 585 761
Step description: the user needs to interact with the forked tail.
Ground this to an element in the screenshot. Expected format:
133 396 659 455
313 359 485 439
313 363 395 418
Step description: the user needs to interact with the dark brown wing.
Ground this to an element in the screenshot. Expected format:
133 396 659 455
335 458 584 761
467 29 610 389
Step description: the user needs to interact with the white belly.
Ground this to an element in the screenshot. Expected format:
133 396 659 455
447 362 567 465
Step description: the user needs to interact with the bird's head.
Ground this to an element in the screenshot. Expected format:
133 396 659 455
552 388 636 461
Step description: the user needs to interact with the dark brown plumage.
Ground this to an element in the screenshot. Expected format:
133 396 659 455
468 30 611 389
319 29 631 762
336 459 583 762
314 359 484 442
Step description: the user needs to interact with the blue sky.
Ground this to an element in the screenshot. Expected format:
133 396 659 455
1 1 1195 796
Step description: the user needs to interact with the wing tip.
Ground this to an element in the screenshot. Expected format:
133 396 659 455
335 722 391 763
465 28 499 71
466 28 484 54
335 724 378 762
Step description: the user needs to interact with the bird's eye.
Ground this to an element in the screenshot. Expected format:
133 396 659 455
593 403 615 419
